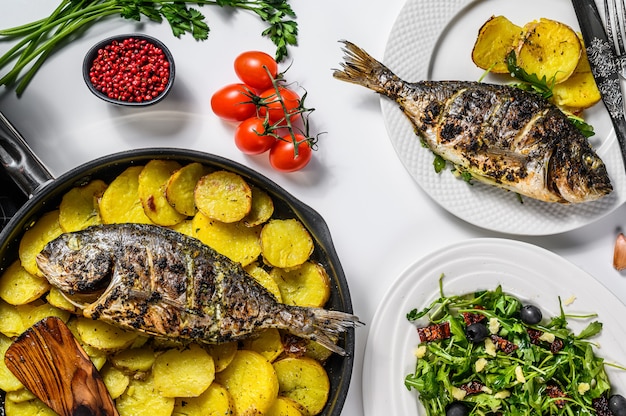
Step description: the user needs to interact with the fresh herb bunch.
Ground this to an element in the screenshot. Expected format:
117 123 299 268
405 278 619 415
0 0 298 95
505 50 595 138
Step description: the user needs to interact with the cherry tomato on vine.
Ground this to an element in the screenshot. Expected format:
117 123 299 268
269 135 312 172
234 117 276 155
258 87 301 125
234 51 278 91
211 83 256 122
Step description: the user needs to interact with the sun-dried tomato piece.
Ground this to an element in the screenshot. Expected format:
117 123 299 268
490 335 518 354
417 321 451 342
592 396 612 416
546 384 567 408
550 338 564 354
460 380 485 395
462 306 486 326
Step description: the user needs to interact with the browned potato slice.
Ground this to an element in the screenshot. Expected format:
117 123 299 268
270 262 330 308
110 346 155 373
261 219 314 268
267 396 305 416
0 333 24 392
99 166 154 224
0 260 50 305
516 18 581 84
4 397 57 415
216 350 279 415
59 179 107 232
75 317 138 352
192 212 261 266
273 357 330 416
243 186 275 227
244 262 283 302
552 37 601 110
205 341 238 372
165 162 209 216
100 363 129 400
472 15 523 73
241 328 284 362
46 287 79 313
153 343 215 398
194 170 252 223
173 382 234 416
138 159 187 226
18 210 63 276
116 373 175 416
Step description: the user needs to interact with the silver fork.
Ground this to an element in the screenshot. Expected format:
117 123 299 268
605 0 626 77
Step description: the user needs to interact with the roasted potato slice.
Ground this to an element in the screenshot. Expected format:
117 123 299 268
205 341 238 372
165 162 209 216
100 166 154 224
116 373 175 416
3 397 57 416
472 15 523 73
243 186 275 227
216 350 279 415
194 170 252 223
75 317 139 352
173 382 235 416
270 262 330 308
46 287 79 313
152 343 215 398
267 396 305 416
59 179 107 232
273 357 330 416
0 333 24 392
241 328 284 362
100 363 130 400
516 18 581 84
192 212 261 266
0 260 50 305
138 159 187 226
110 346 155 373
552 37 601 110
18 210 63 276
244 262 283 302
261 219 314 268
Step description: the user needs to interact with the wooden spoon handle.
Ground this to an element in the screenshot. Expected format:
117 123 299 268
4 316 119 416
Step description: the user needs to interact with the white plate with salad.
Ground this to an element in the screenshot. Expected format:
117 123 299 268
361 238 626 415
381 0 626 236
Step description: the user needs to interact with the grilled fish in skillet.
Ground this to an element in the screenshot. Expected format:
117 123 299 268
333 40 612 204
36 223 359 355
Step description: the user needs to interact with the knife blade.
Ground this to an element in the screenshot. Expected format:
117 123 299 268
571 0 626 171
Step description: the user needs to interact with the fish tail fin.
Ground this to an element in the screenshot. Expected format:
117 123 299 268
333 40 399 96
303 308 362 356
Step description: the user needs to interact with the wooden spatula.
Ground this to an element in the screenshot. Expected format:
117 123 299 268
4 316 119 416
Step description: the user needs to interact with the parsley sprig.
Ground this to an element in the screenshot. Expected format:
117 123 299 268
0 0 298 95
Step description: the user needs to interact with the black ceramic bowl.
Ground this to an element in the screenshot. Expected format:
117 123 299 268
82 34 175 106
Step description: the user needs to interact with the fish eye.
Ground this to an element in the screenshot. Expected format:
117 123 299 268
67 235 82 251
583 153 602 170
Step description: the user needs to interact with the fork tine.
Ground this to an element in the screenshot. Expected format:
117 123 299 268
605 0 625 55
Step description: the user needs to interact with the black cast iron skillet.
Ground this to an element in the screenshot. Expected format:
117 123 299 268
0 112 355 416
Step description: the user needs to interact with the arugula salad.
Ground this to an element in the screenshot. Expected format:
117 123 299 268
404 277 626 415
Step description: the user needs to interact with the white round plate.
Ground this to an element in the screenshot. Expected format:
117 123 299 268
362 238 626 415
381 0 626 235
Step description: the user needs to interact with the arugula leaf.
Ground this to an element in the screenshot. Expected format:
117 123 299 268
506 50 555 100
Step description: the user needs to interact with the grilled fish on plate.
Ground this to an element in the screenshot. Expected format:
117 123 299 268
333 40 612 204
36 223 359 355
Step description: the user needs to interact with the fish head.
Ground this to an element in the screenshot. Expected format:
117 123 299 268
36 232 113 295
551 140 613 203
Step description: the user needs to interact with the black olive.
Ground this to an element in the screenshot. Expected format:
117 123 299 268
446 401 469 416
609 394 626 415
465 322 488 343
520 304 542 325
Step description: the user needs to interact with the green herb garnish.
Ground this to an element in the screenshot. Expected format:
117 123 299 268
405 277 619 415
0 0 298 95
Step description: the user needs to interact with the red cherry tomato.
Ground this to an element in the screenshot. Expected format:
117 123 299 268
210 83 256 122
258 87 301 125
234 117 276 155
269 135 312 172
234 51 278 91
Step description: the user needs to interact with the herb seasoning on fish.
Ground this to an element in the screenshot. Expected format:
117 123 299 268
35 223 360 355
333 41 612 204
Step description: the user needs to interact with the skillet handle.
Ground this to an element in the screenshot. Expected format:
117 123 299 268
0 111 53 198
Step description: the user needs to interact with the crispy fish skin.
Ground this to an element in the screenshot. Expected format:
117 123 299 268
333 40 612 204
36 223 358 355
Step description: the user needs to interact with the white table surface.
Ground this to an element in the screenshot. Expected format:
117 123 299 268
2 1 626 415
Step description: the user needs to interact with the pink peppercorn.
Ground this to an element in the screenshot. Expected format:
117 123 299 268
87 37 171 103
